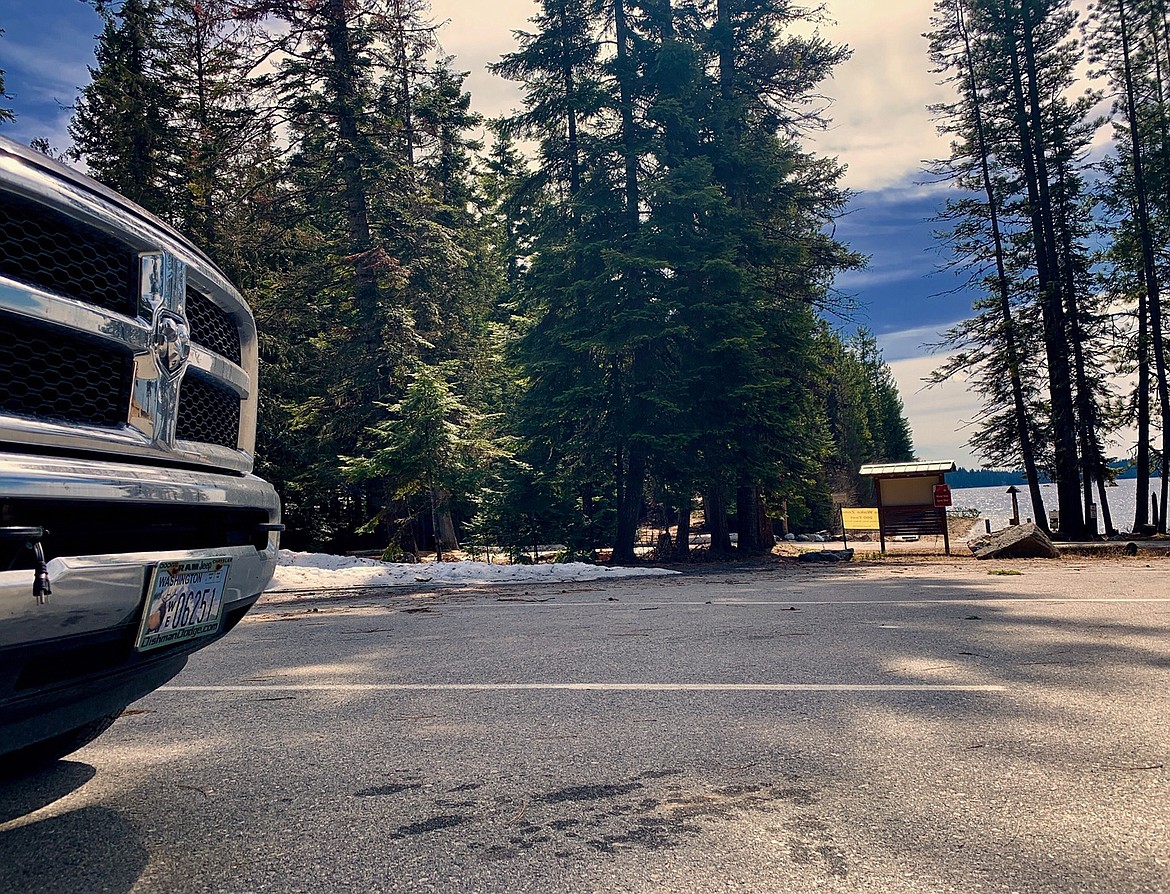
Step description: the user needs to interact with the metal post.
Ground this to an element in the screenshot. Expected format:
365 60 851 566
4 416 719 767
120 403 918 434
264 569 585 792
1007 485 1021 526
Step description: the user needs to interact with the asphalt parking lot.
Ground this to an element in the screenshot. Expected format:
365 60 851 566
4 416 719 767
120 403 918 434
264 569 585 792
2 558 1168 893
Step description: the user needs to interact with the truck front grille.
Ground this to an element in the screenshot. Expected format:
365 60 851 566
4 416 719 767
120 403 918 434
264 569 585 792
177 373 240 449
0 312 132 427
1 185 247 455
186 287 241 364
0 191 136 316
0 189 244 362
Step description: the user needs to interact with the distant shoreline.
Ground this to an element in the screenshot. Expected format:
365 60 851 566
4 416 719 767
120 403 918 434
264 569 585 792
950 467 1159 488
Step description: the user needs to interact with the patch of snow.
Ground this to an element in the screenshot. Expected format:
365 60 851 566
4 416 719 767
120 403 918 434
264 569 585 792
267 549 679 592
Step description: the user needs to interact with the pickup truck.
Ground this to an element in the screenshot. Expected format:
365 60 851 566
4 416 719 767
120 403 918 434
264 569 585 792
0 135 280 768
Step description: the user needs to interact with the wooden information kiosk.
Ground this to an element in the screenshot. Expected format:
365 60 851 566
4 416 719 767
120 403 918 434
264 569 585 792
859 461 957 555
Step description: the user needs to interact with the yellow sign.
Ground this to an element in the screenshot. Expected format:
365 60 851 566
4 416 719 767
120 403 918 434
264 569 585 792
841 507 880 530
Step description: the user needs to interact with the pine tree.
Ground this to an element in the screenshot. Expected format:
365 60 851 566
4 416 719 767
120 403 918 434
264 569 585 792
0 29 14 125
852 329 915 464
496 0 861 560
928 0 1106 539
230 0 443 547
1088 0 1170 532
70 0 177 217
156 0 271 261
343 362 495 557
928 0 1049 526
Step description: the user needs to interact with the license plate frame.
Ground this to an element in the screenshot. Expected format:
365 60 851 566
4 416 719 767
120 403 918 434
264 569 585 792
135 556 232 652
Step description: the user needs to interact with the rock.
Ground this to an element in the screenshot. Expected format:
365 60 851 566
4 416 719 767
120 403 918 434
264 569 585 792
812 534 825 543
784 534 796 542
969 523 1060 560
797 548 855 563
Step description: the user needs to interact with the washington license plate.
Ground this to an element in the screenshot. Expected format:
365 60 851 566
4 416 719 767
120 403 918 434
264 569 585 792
135 557 232 651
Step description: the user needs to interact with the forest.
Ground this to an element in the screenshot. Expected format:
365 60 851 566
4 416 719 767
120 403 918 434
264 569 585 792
3 0 1169 553
926 0 1170 538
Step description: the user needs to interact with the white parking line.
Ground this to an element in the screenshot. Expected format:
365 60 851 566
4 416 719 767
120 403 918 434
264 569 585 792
439 598 1170 607
161 682 1005 693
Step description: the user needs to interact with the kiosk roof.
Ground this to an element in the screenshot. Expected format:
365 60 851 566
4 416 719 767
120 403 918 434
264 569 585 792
859 460 956 478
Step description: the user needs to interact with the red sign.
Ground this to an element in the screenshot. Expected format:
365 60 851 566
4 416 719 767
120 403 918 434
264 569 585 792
933 484 952 508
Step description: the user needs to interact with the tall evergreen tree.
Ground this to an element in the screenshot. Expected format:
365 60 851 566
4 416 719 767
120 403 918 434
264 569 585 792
156 0 272 261
232 0 502 551
928 0 1106 538
1088 0 1170 532
928 0 1048 525
70 0 177 217
496 0 861 560
0 29 14 126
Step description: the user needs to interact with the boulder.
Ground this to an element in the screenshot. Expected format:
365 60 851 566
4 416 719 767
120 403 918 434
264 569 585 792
969 523 1060 560
797 548 855 563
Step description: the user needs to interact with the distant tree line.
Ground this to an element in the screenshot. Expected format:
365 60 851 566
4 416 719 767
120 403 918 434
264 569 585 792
1 0 914 559
950 463 1156 489
927 0 1170 537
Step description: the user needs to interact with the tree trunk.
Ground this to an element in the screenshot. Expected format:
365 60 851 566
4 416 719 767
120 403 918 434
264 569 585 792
614 0 639 233
715 0 734 102
613 445 646 563
673 492 692 561
956 0 1048 531
556 0 581 198
757 499 775 552
1118 0 1166 531
735 484 763 553
610 0 649 563
704 488 732 554
433 487 458 551
1135 264 1151 530
321 0 381 390
1054 168 1104 538
1007 0 1084 537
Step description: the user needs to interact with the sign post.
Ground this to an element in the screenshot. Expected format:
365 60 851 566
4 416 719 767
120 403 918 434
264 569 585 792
933 485 952 554
839 507 881 552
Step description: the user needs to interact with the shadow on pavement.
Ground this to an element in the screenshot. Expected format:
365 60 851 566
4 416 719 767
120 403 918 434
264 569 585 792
0 760 95 823
0 762 148 894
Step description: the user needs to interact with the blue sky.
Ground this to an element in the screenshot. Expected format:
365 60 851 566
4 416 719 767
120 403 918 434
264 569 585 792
0 0 1014 465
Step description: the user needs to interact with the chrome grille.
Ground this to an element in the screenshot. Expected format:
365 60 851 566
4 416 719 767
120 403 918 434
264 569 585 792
0 178 250 461
177 372 240 449
186 286 241 364
0 312 132 427
0 190 136 315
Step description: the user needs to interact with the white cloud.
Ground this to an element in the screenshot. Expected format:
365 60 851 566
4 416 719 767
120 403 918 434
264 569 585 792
877 324 951 362
431 0 533 118
886 352 983 467
805 0 952 190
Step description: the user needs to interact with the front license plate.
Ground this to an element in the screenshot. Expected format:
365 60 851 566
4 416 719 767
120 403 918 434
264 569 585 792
135 557 232 652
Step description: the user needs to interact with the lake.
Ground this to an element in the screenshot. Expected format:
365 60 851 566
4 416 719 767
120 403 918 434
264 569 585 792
951 478 1153 534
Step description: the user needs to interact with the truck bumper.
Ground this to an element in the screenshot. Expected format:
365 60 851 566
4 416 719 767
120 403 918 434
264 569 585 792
0 452 279 755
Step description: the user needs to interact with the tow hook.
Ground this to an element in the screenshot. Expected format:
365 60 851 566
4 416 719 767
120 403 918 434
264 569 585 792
0 526 52 604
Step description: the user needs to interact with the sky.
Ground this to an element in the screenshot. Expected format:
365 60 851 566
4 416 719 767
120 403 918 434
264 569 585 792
0 0 1065 467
